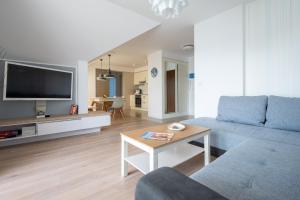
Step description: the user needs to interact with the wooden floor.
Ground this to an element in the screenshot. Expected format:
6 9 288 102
0 111 206 200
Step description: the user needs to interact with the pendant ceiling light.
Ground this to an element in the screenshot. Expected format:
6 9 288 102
105 54 115 79
96 58 106 81
149 0 188 19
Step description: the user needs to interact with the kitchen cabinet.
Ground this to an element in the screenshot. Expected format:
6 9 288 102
130 95 135 108
130 94 148 111
141 95 148 110
134 71 148 85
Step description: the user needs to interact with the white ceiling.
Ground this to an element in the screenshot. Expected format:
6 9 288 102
0 0 251 67
90 0 249 68
0 0 158 66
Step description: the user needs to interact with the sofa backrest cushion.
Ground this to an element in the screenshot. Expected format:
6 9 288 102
216 96 268 126
265 96 300 132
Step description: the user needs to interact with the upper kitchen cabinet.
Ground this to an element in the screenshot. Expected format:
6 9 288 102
134 70 148 85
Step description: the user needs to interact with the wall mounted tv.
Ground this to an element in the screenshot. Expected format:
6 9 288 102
3 61 73 100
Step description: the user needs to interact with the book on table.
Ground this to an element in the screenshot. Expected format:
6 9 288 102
142 132 174 141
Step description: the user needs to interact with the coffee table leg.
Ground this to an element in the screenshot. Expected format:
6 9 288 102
121 136 128 177
149 150 158 172
204 133 211 166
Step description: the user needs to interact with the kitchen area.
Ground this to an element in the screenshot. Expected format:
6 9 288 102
88 60 149 116
130 69 148 111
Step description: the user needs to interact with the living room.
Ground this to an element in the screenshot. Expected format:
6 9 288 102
0 0 299 200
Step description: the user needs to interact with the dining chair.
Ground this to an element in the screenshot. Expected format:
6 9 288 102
89 98 102 111
109 97 125 120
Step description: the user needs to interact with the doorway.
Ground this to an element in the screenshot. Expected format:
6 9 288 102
165 62 178 114
166 70 176 113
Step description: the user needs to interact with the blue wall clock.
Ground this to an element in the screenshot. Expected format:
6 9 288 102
151 67 158 78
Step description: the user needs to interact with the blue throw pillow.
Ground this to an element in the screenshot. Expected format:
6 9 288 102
265 96 300 132
216 96 268 126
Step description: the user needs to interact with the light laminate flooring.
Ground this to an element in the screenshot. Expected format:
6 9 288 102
0 112 205 200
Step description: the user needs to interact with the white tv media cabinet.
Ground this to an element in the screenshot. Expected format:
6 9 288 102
0 111 111 147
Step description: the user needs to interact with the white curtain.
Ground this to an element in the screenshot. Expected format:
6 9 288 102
245 0 300 97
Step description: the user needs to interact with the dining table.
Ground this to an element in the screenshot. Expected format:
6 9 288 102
90 97 126 112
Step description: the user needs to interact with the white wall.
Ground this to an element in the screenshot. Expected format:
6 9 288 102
148 50 164 119
188 56 195 116
194 5 244 117
194 0 300 118
77 60 89 114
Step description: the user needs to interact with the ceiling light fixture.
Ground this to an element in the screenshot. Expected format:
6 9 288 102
149 0 188 19
104 54 115 79
183 44 194 50
97 58 106 81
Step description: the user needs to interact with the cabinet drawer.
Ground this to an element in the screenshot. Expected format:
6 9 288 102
81 116 111 129
37 119 81 135
142 102 148 109
130 95 136 107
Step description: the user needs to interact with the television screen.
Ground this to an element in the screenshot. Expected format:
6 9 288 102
4 62 73 100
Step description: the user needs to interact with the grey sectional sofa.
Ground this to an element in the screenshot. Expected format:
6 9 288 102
135 96 300 200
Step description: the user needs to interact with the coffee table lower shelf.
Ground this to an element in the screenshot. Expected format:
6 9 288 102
125 143 203 174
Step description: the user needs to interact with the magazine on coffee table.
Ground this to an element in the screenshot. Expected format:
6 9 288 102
142 132 174 141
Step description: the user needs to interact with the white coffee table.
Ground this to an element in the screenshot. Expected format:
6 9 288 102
120 124 211 177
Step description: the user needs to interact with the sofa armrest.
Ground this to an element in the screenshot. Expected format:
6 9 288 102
135 167 227 200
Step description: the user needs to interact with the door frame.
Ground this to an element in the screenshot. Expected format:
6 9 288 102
164 61 178 114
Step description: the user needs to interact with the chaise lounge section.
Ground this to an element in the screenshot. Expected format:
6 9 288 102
135 95 300 200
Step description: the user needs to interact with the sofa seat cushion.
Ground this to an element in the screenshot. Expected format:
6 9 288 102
265 96 300 132
183 118 251 150
191 139 300 200
182 118 300 150
217 96 268 126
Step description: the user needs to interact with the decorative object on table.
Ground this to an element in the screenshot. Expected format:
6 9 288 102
97 58 106 81
142 132 174 141
148 0 188 19
0 130 21 139
168 123 186 131
36 100 46 118
105 54 115 79
69 104 78 115
151 67 158 78
36 111 46 119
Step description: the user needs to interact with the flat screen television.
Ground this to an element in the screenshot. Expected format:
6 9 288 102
3 61 73 100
